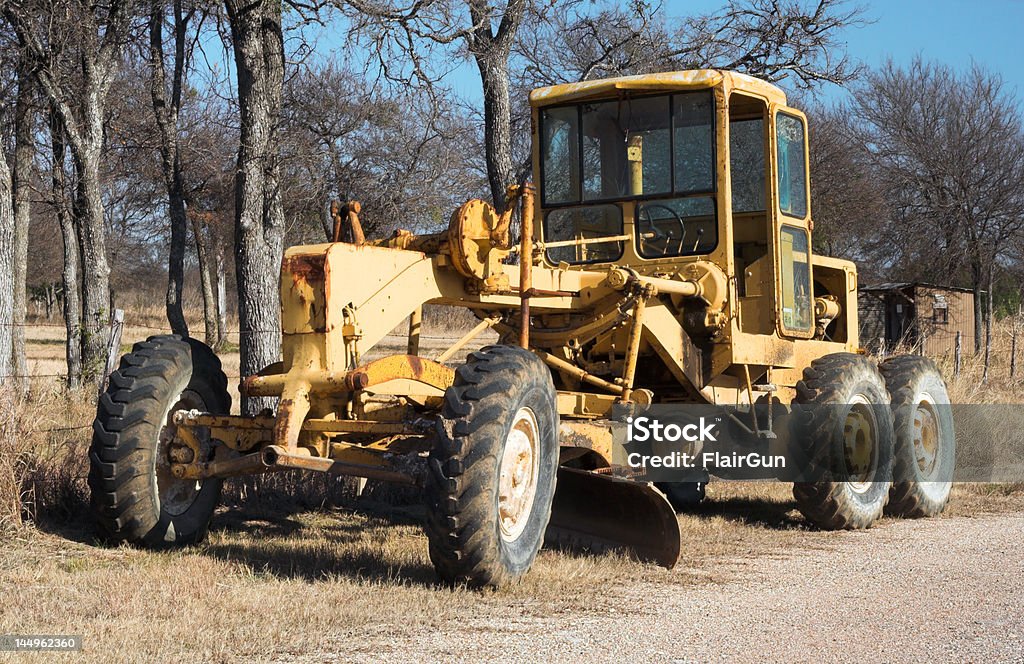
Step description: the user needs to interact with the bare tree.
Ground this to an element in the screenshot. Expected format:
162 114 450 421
0 128 12 382
11 51 33 388
49 107 82 387
224 0 287 413
804 102 887 268
281 60 483 239
341 0 528 211
179 87 241 350
149 0 196 336
853 59 1024 353
189 209 220 346
515 0 866 86
4 0 137 380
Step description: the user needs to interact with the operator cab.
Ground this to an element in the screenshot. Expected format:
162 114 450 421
530 70 817 341
538 90 717 264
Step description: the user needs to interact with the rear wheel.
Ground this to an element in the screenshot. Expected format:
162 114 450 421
880 355 954 517
426 345 559 587
792 353 894 529
90 336 230 546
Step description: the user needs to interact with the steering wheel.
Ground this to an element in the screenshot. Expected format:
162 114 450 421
639 204 687 255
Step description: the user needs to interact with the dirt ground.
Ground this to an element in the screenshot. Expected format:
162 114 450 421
1 485 1022 663
6 322 1024 662
374 511 1024 663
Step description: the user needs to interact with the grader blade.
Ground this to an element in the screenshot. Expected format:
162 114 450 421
545 467 681 568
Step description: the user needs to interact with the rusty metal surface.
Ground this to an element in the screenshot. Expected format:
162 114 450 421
344 354 455 392
533 349 623 395
261 445 419 485
558 420 614 463
619 285 652 403
545 467 681 569
173 452 270 480
330 200 365 244
519 184 535 348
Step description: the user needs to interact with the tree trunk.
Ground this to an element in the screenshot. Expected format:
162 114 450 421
8 4 128 384
190 211 218 347
983 265 994 383
45 285 55 319
466 0 525 214
150 0 189 337
51 111 82 388
11 58 34 390
225 0 286 414
476 59 516 213
971 261 984 355
73 141 112 381
0 148 14 381
214 242 228 350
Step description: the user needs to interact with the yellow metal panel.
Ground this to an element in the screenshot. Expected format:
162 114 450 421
529 70 787 108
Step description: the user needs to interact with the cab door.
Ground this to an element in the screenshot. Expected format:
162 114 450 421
770 107 814 339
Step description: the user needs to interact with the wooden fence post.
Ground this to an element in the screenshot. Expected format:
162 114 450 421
1012 320 1018 381
954 330 962 378
99 309 125 398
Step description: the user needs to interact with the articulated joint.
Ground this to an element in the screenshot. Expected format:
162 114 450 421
606 267 701 298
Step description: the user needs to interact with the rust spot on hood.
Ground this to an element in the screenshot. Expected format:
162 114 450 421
285 254 326 285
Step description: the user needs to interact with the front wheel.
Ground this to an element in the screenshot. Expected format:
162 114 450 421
425 345 559 587
89 335 230 546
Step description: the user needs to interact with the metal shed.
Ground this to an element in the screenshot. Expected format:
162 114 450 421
859 282 976 358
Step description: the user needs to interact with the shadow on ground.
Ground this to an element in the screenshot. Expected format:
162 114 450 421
201 502 443 587
687 495 805 529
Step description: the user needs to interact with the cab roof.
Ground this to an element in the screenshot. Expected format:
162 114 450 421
528 69 788 108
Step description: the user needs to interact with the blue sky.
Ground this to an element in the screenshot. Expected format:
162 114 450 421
818 0 1024 101
412 0 1024 105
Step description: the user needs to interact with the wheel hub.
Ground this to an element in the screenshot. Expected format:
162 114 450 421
498 407 540 542
913 394 940 476
843 397 878 493
156 390 208 517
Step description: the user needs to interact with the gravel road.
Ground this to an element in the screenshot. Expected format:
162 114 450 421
365 512 1024 662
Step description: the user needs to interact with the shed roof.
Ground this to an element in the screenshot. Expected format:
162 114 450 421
860 282 975 294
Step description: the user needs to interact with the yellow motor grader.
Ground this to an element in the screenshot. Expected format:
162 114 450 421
90 70 955 587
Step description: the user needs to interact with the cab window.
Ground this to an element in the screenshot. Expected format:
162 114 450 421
544 205 624 264
776 113 808 218
779 226 812 331
730 118 766 213
539 90 714 205
582 96 671 199
540 106 580 205
636 197 716 258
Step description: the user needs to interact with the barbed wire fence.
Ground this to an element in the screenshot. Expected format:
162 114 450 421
3 311 494 437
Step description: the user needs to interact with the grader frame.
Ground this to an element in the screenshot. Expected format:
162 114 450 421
171 70 856 479
164 70 871 569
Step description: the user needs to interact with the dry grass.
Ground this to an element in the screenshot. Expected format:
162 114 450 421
889 317 1024 404
0 385 94 534
2 315 1024 660
2 480 1020 662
